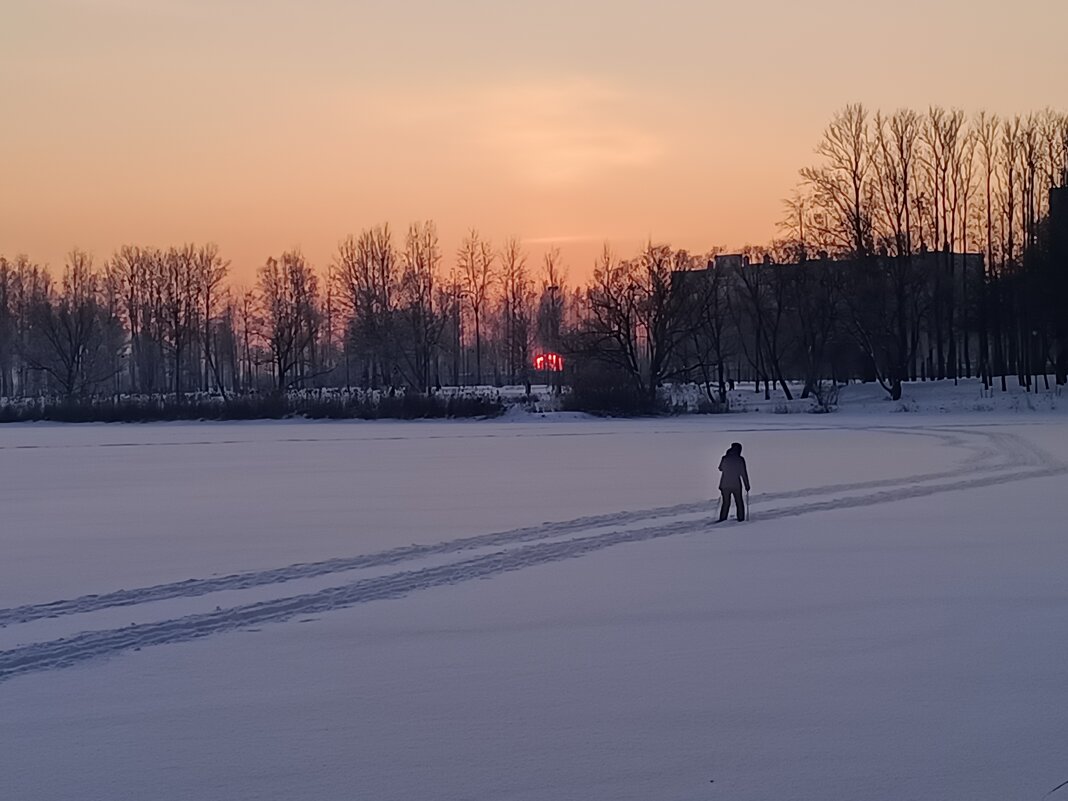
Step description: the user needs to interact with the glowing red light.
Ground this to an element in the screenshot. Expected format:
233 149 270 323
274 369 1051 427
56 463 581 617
533 352 564 372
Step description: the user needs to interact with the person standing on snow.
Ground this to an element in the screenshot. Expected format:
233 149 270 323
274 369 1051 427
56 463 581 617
717 442 751 522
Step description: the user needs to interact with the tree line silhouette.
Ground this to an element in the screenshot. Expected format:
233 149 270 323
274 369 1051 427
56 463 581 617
0 228 577 405
0 104 1065 417
778 104 1068 400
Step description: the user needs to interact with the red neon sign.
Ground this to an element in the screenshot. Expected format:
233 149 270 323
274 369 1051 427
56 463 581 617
533 352 565 372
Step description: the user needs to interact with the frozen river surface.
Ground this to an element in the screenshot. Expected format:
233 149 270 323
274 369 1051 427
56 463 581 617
2 413 1067 800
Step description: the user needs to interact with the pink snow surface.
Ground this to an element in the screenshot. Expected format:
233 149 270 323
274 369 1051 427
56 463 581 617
1 388 1067 800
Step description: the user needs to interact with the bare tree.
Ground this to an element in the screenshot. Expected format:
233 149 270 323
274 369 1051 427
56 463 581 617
574 242 695 408
801 103 873 258
397 221 446 393
235 286 258 390
779 188 812 259
871 109 919 258
22 251 122 398
110 245 167 394
458 229 495 385
0 257 14 397
257 250 321 391
438 265 464 386
195 244 229 392
674 251 733 406
158 244 200 399
333 225 399 388
499 237 535 386
10 256 50 396
920 107 967 379
976 111 1002 388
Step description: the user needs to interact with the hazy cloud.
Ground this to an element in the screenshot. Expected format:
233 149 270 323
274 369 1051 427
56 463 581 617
381 78 667 188
473 80 665 186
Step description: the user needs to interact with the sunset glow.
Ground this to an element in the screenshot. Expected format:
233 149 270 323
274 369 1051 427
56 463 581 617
3 0 1067 280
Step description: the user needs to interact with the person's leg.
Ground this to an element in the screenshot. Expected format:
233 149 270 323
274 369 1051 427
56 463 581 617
718 490 730 522
735 488 746 521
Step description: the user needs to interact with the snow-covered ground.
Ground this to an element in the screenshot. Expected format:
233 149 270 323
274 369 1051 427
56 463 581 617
2 387 1068 800
670 375 1067 415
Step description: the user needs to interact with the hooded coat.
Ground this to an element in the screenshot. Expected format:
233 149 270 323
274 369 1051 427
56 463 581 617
718 446 750 492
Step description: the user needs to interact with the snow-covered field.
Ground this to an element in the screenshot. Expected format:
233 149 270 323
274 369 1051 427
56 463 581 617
2 387 1068 800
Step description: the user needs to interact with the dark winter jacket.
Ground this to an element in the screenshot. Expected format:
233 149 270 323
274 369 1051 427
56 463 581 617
718 452 750 492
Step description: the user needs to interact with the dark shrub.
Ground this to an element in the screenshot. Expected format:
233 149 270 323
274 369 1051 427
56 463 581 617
561 360 659 416
0 391 505 424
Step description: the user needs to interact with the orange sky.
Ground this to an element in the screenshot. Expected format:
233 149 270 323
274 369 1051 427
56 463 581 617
3 0 1067 283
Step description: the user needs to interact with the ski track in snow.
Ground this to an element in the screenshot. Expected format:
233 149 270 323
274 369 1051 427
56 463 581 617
0 427 1031 626
0 425 1063 683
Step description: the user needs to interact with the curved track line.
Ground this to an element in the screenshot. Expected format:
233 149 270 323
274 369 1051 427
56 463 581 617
2 453 1064 683
0 427 1040 627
